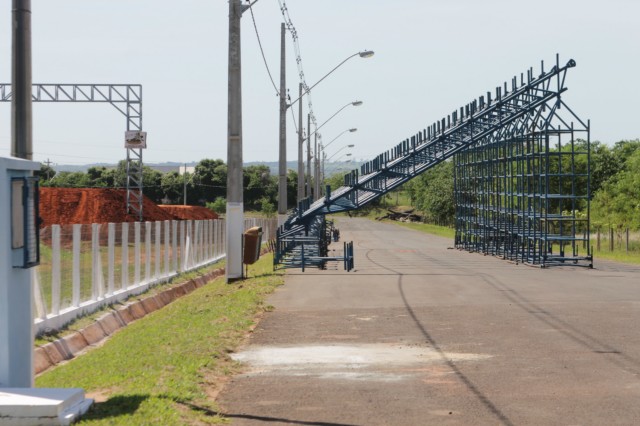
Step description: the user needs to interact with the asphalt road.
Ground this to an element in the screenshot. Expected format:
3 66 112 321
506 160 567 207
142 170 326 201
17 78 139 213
217 217 640 425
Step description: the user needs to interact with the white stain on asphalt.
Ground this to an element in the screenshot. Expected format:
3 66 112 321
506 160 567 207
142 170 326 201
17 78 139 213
231 344 491 381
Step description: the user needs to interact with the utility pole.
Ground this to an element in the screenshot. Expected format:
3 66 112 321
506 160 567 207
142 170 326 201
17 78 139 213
11 0 32 160
314 135 320 199
226 0 253 282
278 23 287 216
306 113 311 199
44 158 53 180
297 83 304 202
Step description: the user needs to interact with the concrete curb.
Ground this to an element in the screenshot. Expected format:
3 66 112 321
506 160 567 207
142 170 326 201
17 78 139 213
35 267 225 375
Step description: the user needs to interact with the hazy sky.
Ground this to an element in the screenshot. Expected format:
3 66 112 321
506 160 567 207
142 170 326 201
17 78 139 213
1 0 639 167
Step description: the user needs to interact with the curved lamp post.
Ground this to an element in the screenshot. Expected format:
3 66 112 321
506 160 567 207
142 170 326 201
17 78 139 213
278 50 374 209
309 102 361 200
327 145 355 161
320 129 357 196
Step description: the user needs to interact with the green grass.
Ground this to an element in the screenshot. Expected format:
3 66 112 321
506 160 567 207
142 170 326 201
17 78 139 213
591 248 640 265
383 218 640 265
34 260 225 346
36 254 283 425
386 220 456 239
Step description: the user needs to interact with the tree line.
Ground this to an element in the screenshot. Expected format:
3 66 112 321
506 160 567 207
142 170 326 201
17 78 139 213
404 139 640 229
37 159 300 215
326 138 640 230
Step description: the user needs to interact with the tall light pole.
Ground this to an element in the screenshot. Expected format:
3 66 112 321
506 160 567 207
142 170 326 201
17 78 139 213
304 100 362 201
277 23 287 217
327 144 355 162
297 83 304 202
227 0 258 282
285 50 374 203
320 128 357 194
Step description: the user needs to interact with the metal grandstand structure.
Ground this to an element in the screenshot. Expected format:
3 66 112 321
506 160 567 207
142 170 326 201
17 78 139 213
277 55 591 269
0 83 145 221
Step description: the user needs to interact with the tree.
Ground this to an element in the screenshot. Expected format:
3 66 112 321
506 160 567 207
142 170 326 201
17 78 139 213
86 166 117 188
402 161 454 224
160 171 183 204
287 169 298 209
46 171 90 188
194 159 227 204
244 165 276 210
260 197 276 218
36 163 56 184
592 148 640 230
206 197 227 215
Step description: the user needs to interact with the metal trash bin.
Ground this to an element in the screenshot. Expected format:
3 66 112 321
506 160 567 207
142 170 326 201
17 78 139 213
243 226 263 265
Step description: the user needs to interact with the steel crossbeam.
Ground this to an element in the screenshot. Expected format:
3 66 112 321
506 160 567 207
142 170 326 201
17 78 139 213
0 83 144 221
290 58 577 226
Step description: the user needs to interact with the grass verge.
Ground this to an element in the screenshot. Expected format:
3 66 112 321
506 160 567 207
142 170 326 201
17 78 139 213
388 220 456 239
36 253 283 425
381 218 640 265
35 260 226 346
591 250 640 265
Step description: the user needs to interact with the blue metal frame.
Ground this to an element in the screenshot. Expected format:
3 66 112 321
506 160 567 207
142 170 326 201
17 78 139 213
290 58 578 227
278 56 590 269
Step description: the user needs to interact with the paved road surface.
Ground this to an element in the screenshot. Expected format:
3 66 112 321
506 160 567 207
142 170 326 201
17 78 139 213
218 218 640 425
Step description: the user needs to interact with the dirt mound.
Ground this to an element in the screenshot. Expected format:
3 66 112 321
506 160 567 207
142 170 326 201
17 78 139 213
158 205 218 220
40 188 176 227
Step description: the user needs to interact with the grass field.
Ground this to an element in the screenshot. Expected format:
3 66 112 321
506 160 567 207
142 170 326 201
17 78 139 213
36 254 283 425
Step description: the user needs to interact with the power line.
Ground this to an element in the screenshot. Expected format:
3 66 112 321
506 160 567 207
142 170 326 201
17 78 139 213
249 4 280 97
277 0 317 129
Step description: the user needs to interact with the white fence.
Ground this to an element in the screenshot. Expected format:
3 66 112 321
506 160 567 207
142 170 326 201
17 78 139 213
33 217 277 334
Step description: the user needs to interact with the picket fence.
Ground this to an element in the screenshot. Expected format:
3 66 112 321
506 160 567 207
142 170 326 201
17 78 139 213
33 217 277 334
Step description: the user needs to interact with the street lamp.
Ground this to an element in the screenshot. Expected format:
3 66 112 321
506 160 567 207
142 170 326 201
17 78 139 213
324 145 355 182
321 129 357 195
326 144 355 161
309 102 361 140
324 128 357 150
308 101 362 200
277 50 374 209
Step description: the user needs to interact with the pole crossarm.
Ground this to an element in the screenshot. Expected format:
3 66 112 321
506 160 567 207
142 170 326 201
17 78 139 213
289 57 579 225
0 83 144 220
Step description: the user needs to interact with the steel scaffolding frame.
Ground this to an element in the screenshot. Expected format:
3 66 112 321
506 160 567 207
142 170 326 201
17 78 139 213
0 83 144 221
288 57 583 229
277 56 591 268
453 99 591 267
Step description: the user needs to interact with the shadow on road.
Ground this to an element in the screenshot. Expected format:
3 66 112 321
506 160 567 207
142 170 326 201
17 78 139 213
364 249 516 426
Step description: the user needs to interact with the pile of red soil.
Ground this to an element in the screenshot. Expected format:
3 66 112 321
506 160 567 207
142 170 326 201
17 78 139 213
40 188 176 228
158 205 218 220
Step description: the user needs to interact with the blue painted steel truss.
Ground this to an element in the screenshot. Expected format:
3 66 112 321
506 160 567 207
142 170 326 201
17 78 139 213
290 57 579 227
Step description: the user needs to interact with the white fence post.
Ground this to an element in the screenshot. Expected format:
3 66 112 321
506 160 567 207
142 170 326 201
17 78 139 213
134 222 141 286
92 223 103 300
155 221 161 278
180 220 185 272
145 221 151 282
32 269 46 321
164 220 170 277
51 225 61 316
184 220 192 269
172 221 178 273
206 220 210 260
108 223 115 296
213 220 218 259
122 222 129 290
195 220 201 266
72 224 81 307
